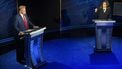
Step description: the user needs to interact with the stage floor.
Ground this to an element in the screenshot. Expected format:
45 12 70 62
0 36 122 69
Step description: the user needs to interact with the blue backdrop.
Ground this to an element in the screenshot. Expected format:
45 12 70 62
0 0 16 39
61 0 103 30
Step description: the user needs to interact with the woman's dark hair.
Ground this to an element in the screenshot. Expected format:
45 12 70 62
99 0 110 9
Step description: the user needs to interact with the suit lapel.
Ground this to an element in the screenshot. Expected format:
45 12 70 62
18 14 26 29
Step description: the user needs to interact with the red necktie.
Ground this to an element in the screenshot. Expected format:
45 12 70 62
23 15 29 29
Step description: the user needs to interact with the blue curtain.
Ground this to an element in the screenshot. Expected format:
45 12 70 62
0 0 17 39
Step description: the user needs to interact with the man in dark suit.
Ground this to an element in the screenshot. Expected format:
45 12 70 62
14 5 38 64
95 0 111 19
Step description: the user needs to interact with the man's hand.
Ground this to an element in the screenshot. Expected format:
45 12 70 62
33 26 39 29
18 31 25 40
18 31 24 36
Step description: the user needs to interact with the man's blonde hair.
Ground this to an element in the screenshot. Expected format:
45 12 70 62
19 5 26 11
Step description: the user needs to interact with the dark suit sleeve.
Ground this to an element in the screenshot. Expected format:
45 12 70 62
14 15 20 33
94 8 100 19
26 15 34 28
29 20 34 28
95 11 98 19
108 8 111 19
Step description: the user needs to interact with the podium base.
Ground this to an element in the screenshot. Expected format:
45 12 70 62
34 61 47 69
94 48 111 52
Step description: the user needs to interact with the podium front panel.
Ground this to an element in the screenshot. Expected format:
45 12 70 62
24 27 46 68
30 34 44 66
93 20 115 52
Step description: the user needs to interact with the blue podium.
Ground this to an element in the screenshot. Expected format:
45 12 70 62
24 27 46 69
93 20 116 52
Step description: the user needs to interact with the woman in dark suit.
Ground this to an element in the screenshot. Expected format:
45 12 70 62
95 0 111 19
94 0 113 50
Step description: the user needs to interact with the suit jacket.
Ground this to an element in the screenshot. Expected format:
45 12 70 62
14 14 34 33
95 7 111 19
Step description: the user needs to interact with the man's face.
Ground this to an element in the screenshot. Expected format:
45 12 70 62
20 8 26 15
103 2 107 8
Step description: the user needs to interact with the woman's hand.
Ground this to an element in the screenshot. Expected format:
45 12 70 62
95 8 98 13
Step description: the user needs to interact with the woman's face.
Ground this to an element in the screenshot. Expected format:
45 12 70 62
102 2 107 8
